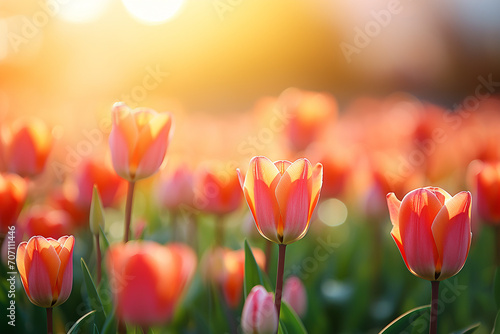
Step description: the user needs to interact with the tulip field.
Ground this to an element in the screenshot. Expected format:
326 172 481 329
1 91 500 334
1 2 500 334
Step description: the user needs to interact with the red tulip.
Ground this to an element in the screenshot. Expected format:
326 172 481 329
0 173 27 234
469 161 500 224
241 285 278 334
107 241 196 326
108 102 173 181
282 276 307 317
22 205 74 240
2 118 53 177
237 156 323 244
75 158 125 208
16 235 75 308
387 187 472 281
194 168 242 215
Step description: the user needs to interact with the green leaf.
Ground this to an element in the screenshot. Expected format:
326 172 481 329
279 301 307 334
379 305 431 334
67 310 96 334
93 324 100 334
451 322 480 334
99 225 110 254
244 239 266 297
493 310 500 334
495 267 500 310
81 258 107 328
101 308 117 334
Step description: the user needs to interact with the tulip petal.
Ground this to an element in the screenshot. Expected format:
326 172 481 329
274 160 292 175
276 159 312 244
242 157 282 243
134 113 172 180
16 242 30 298
425 187 452 206
387 193 412 270
431 191 471 280
109 124 132 180
27 237 60 307
308 163 323 220
399 188 441 280
53 236 74 306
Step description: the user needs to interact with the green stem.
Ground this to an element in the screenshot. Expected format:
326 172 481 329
95 233 101 285
141 325 149 333
124 181 136 243
215 215 225 247
274 244 287 323
430 280 440 334
46 308 53 334
495 226 500 267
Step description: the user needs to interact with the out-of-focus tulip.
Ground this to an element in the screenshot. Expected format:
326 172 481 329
194 168 242 215
156 165 195 210
108 102 173 182
107 241 196 327
221 248 265 308
237 156 323 244
75 158 125 207
2 118 53 177
282 276 307 317
22 205 73 239
0 173 27 234
468 160 500 224
387 187 472 281
279 88 337 152
16 235 74 308
89 186 105 235
241 285 278 334
49 181 89 228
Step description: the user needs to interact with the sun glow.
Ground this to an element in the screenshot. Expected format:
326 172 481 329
121 0 185 25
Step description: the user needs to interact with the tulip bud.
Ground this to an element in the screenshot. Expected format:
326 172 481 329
241 285 278 334
282 276 307 317
89 185 105 235
16 235 75 308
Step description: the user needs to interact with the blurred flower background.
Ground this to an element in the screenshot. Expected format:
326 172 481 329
1 0 500 333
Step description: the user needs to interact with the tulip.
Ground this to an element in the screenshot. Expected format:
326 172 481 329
75 158 125 208
282 276 307 317
22 205 74 240
469 161 500 224
16 235 75 308
238 156 322 322
2 118 53 177
109 102 173 243
386 187 471 334
108 102 173 182
241 285 278 334
221 248 265 308
237 156 323 245
0 173 27 234
107 241 196 328
156 165 195 210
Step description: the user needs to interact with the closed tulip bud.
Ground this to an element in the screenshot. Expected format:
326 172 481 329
107 241 196 327
89 185 105 235
2 118 53 178
237 156 323 244
0 172 27 234
241 285 278 334
387 187 472 281
108 102 173 182
282 276 307 317
16 235 75 308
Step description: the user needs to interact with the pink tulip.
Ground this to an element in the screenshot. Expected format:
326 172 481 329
282 276 307 317
156 165 195 210
241 285 278 334
16 235 75 308
108 102 173 181
237 156 323 244
107 241 196 327
387 187 472 281
2 118 53 178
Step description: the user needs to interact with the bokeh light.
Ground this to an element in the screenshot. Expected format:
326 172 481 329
121 0 185 24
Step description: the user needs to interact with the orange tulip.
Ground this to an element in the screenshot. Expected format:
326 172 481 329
107 241 196 326
0 173 27 234
469 161 500 224
16 235 75 308
221 248 265 308
2 118 53 177
108 102 173 182
387 187 472 281
237 156 323 244
194 168 242 215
